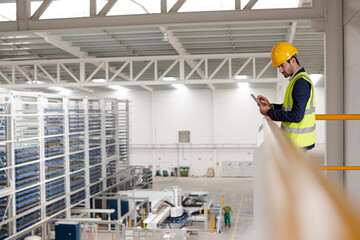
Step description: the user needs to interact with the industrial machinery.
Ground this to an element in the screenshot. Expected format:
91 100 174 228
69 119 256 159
117 186 212 230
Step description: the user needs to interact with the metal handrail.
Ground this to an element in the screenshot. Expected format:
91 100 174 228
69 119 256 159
315 114 360 171
253 116 360 240
319 166 360 170
316 114 360 120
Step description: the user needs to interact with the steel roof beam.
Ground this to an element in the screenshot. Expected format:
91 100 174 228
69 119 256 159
243 0 258 10
161 0 167 13
0 78 279 89
34 31 152 91
159 26 209 88
0 53 270 65
15 0 30 31
0 3 324 32
169 0 187 13
35 32 89 58
235 0 241 10
90 0 97 16
30 0 53 20
288 0 304 44
97 0 118 16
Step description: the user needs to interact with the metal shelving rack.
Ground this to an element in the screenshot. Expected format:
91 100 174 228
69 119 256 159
0 92 129 240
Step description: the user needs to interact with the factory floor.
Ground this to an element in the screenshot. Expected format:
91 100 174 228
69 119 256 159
94 176 253 240
153 176 254 240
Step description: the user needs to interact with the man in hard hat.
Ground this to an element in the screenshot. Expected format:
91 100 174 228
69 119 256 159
257 42 316 150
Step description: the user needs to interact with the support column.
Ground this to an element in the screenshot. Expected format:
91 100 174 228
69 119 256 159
84 98 90 210
343 0 360 211
151 91 156 176
324 0 343 185
16 0 30 31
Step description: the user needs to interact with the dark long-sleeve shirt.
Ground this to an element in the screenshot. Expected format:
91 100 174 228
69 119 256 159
267 68 314 150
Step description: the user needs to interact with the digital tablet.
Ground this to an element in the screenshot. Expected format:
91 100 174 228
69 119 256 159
250 94 261 105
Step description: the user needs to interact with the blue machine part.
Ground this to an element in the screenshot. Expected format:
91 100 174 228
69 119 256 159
165 212 190 224
55 221 80 240
109 200 129 220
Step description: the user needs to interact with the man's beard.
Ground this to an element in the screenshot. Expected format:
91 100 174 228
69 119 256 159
282 72 290 78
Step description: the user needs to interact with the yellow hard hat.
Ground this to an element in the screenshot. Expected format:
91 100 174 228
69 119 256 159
271 42 298 68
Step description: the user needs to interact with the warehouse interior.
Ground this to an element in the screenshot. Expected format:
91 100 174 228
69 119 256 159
0 0 359 239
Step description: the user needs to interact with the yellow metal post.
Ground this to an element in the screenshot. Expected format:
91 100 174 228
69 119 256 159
211 217 214 233
129 219 132 228
204 206 206 216
143 208 146 228
222 195 224 207
96 215 100 230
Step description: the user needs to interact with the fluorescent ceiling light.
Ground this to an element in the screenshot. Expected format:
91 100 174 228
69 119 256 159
310 74 323 84
162 77 177 81
162 32 169 42
48 86 72 94
26 80 45 84
237 82 249 89
92 79 107 82
252 0 300 9
109 85 128 91
235 75 248 80
172 84 187 90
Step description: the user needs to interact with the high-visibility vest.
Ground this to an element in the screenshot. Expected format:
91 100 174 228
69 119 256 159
281 72 316 148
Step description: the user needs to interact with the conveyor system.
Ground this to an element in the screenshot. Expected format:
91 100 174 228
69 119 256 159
144 205 172 229
118 186 211 230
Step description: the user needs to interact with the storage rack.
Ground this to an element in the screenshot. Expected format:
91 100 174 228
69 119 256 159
0 92 130 240
118 100 129 169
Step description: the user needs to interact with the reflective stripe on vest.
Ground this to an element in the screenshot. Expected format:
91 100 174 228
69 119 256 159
281 124 316 134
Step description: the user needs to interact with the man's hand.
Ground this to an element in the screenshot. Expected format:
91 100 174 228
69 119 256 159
257 95 273 116
257 95 271 108
259 104 271 116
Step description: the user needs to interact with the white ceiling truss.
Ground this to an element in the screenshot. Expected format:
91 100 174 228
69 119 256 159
34 31 153 91
0 0 325 91
0 0 323 32
0 53 279 89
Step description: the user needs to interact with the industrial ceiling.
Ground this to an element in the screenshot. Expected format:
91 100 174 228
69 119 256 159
0 0 324 93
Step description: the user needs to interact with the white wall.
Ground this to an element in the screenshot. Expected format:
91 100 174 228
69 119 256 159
86 85 325 176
